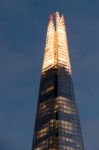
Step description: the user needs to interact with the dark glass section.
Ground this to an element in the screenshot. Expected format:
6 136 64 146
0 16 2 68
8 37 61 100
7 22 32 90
32 66 84 150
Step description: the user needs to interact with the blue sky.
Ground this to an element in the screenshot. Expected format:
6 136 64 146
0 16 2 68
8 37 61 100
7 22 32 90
0 0 99 150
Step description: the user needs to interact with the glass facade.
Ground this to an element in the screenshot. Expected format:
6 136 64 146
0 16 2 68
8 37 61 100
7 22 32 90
32 12 84 150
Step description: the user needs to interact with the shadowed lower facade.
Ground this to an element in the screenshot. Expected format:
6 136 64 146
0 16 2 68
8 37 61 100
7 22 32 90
32 12 84 150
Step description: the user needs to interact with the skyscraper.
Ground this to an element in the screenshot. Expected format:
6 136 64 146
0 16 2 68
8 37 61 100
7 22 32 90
32 12 84 150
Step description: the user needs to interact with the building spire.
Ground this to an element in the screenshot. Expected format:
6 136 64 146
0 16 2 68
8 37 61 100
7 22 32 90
42 12 71 75
32 12 84 150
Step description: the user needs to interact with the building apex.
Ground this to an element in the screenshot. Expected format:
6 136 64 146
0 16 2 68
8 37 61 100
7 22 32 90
48 11 65 29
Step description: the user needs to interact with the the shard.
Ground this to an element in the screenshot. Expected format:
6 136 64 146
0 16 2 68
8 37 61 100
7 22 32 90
32 12 84 150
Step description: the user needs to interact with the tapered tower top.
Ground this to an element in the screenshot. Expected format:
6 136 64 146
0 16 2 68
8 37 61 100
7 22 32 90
42 12 71 75
48 12 65 29
32 12 84 150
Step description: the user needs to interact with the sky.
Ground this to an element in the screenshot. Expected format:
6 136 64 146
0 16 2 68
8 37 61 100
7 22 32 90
0 0 99 150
